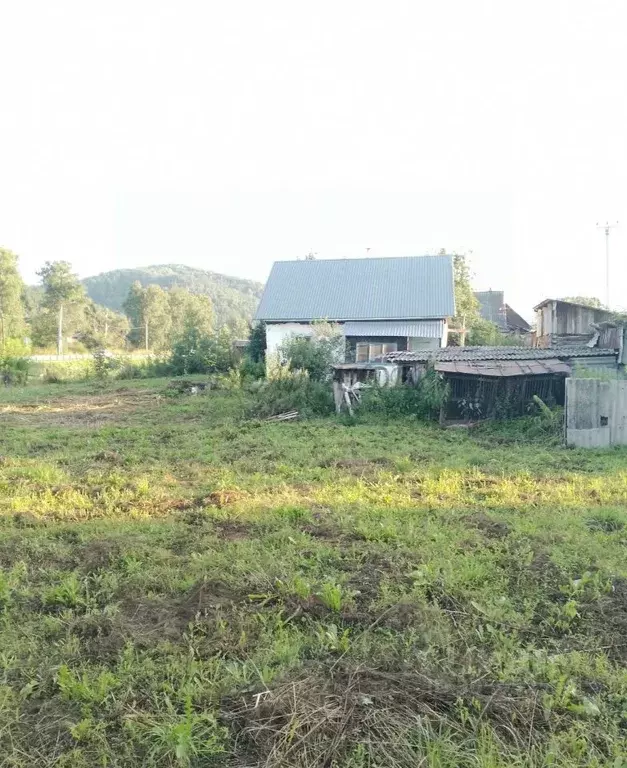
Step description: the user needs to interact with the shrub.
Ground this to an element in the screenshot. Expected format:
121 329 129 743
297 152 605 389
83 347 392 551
170 326 234 376
0 354 29 386
360 367 449 420
250 370 334 418
279 322 344 382
40 360 93 383
239 356 265 381
92 349 120 381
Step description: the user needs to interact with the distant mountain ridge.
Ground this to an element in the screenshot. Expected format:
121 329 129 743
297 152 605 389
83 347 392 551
83 264 264 330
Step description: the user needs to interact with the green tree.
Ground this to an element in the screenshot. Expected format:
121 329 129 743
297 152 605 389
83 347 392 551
122 282 172 351
561 296 605 309
247 322 266 363
451 252 481 331
0 248 26 348
168 287 214 340
170 324 234 375
80 301 130 350
36 261 86 354
123 281 145 347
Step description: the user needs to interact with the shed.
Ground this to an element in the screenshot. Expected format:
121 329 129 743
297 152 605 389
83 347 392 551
534 299 616 347
386 345 620 419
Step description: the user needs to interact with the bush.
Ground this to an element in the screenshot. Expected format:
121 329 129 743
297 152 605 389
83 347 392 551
360 367 449 420
116 356 172 380
92 349 120 380
0 355 29 386
249 370 334 418
40 360 93 383
239 356 265 381
170 326 234 376
279 322 344 382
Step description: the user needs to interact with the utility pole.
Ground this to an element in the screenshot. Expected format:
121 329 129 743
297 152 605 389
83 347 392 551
145 321 149 351
596 221 619 308
57 304 64 357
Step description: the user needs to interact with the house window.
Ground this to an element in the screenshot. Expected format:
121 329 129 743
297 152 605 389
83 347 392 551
355 341 398 362
356 342 369 362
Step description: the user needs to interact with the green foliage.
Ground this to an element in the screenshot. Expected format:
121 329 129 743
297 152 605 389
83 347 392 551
124 282 172 351
84 264 263 332
0 354 29 386
124 283 215 353
279 322 344 382
561 296 605 309
92 349 118 381
250 370 335 417
451 252 481 328
247 321 266 363
467 317 521 346
167 287 214 340
0 247 26 345
80 302 130 350
361 367 449 419
239 356 265 381
170 326 234 375
38 261 85 310
36 261 87 352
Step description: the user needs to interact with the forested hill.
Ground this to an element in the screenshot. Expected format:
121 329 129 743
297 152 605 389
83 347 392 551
83 264 264 330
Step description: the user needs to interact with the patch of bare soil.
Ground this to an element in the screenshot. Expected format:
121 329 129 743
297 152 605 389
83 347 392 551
464 512 510 539
0 390 160 428
115 579 245 646
583 577 627 661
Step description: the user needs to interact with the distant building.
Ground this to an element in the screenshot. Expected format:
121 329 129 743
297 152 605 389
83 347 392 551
255 255 456 366
534 299 616 347
474 290 531 334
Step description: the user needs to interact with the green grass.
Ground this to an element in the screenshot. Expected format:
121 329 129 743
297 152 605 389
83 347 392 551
1 379 627 766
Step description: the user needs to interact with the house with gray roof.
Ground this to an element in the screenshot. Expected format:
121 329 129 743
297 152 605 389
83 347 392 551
255 255 455 364
474 290 532 334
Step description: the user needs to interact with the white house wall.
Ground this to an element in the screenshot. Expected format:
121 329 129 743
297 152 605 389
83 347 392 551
266 323 316 359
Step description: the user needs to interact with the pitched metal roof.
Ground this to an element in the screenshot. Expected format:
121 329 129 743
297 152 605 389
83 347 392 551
386 345 618 363
474 291 506 328
255 255 455 322
343 320 444 337
435 358 571 377
474 291 532 332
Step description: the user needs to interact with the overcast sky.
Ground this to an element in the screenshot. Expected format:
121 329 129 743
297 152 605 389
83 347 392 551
1 0 626 319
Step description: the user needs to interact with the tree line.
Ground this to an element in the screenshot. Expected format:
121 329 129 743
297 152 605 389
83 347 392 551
0 248 220 354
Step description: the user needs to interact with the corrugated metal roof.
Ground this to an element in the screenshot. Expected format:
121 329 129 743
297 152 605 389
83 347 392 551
255 255 455 321
474 291 506 328
343 320 444 337
435 359 571 377
386 345 618 363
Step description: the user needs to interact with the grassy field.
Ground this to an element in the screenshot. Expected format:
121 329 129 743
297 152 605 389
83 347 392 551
1 379 627 767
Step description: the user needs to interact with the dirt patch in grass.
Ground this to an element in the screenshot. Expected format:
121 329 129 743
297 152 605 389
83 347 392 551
116 579 246 645
212 520 252 541
583 577 627 661
0 390 160 428
79 539 122 572
464 512 510 539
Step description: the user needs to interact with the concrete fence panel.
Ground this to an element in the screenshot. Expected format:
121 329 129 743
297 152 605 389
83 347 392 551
566 378 627 447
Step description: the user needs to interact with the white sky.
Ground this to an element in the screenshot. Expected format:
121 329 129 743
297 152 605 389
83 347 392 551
1 0 626 321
